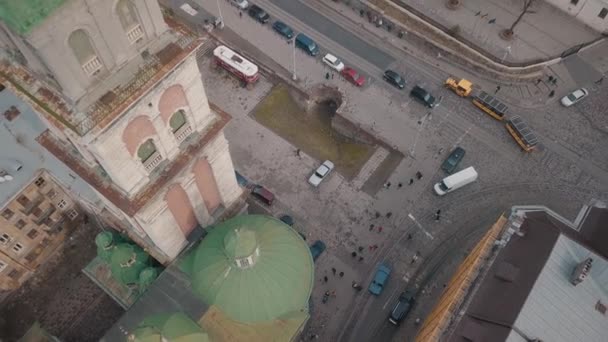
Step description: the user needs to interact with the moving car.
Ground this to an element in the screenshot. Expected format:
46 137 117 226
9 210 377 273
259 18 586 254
272 21 294 39
248 5 270 24
440 147 466 174
410 85 437 108
434 166 478 196
341 67 365 87
308 160 334 187
230 0 249 10
383 70 405 89
560 88 588 107
388 291 415 325
322 53 345 72
310 240 326 261
295 33 319 56
368 263 391 295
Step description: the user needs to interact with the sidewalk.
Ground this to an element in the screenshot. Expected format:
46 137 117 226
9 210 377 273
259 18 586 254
377 0 600 64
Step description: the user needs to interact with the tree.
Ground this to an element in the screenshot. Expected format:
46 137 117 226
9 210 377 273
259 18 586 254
501 0 536 40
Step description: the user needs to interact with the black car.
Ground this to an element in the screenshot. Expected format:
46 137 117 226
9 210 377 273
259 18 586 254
383 70 405 89
441 147 466 174
410 85 436 108
388 291 415 325
248 5 270 24
272 21 294 39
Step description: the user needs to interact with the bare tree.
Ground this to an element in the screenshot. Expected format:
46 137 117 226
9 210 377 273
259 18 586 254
501 0 536 39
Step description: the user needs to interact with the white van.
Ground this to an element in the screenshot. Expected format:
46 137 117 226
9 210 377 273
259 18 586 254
434 166 478 196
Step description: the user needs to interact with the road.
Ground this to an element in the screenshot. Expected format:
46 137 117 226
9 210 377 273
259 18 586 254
165 0 608 341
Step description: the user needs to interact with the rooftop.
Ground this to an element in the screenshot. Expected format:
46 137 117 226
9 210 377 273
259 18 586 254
448 204 608 342
0 88 100 207
0 15 205 137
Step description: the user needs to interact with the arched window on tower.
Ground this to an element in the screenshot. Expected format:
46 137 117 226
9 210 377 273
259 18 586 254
169 109 193 143
137 139 162 172
68 29 103 76
116 0 144 44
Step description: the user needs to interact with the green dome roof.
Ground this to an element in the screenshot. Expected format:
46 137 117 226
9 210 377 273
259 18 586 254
182 215 314 323
0 0 67 34
110 243 151 285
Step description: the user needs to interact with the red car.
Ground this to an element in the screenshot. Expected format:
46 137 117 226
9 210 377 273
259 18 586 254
341 67 365 87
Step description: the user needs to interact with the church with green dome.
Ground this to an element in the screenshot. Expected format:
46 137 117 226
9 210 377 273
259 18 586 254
103 215 315 342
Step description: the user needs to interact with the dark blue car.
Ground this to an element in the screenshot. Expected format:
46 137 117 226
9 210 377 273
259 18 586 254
272 21 294 39
309 240 326 261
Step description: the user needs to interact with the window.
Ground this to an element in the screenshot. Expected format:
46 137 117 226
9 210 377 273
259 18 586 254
25 250 38 262
47 189 57 199
15 219 27 229
67 209 79 220
12 243 23 254
170 110 187 133
27 229 39 239
600 8 608 19
57 199 68 209
8 269 21 280
137 139 157 162
34 177 46 187
32 207 42 218
68 29 103 76
41 238 51 247
17 195 30 207
0 233 11 244
570 0 579 5
2 209 14 220
0 259 7 272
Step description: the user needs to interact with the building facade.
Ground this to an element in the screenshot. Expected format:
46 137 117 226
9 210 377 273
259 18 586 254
0 0 245 263
0 170 82 290
545 0 608 32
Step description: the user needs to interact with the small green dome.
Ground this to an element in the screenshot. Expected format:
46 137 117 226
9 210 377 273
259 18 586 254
182 215 314 323
95 231 114 249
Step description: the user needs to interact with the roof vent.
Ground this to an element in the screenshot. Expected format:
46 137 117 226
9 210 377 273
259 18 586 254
571 257 593 286
0 169 14 183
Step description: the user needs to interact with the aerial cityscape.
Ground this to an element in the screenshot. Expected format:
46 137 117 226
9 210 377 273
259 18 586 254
0 0 607 341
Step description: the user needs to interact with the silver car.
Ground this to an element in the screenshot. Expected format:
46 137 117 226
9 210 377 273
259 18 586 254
230 0 249 10
308 160 334 187
560 88 588 107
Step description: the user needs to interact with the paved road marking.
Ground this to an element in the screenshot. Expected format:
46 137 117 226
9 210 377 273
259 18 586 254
407 213 434 240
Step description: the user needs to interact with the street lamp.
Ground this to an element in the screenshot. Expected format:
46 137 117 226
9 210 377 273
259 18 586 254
215 0 224 29
292 40 297 81
501 45 511 64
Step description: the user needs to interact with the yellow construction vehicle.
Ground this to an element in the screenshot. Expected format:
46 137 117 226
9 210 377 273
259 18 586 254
445 77 473 97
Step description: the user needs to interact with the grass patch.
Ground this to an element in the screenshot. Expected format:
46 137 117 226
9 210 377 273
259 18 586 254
253 84 374 179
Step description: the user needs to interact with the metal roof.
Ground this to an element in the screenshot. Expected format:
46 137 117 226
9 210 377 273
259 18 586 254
475 91 509 116
507 116 538 146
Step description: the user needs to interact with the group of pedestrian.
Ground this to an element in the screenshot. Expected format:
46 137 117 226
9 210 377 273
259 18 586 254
385 171 423 189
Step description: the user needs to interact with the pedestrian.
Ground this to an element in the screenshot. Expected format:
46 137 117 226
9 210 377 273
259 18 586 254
358 256 364 262
494 85 501 94
407 233 413 240
548 75 554 82
375 212 381 218
549 90 555 97
331 267 336 275
351 251 357 257
536 78 542 85
386 212 392 218
325 72 330 80
398 182 403 188
488 18 496 24
436 209 441 216
296 148 301 157
239 11 242 18
409 178 414 185
339 272 344 278
369 245 374 251
358 246 364 252
416 171 423 180
378 226 383 233
475 10 481 16
595 77 604 85
331 290 336 297
435 215 441 222
411 253 419 264
323 276 328 282
369 224 374 231
552 78 557 85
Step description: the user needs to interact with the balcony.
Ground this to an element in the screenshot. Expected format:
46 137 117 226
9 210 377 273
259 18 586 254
127 25 144 44
174 123 193 143
82 55 103 76
142 151 163 172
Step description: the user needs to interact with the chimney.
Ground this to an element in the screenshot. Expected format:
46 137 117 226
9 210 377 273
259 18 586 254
571 258 593 286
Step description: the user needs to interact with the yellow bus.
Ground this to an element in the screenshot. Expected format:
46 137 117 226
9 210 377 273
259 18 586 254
505 116 538 152
472 91 508 121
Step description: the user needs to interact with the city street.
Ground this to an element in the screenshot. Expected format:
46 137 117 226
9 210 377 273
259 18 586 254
167 0 608 341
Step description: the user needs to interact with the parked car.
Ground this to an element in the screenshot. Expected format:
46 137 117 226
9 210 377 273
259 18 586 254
279 214 294 226
341 67 365 87
322 53 345 72
368 263 391 295
310 240 326 261
248 5 270 24
230 0 249 10
388 291 415 325
251 185 274 205
295 33 319 56
272 21 294 39
560 88 588 107
410 85 437 108
308 160 334 187
440 147 466 174
383 70 405 89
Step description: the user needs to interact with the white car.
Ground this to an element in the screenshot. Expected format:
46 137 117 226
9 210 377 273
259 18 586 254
308 160 335 187
322 53 345 72
560 88 588 107
230 0 249 10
